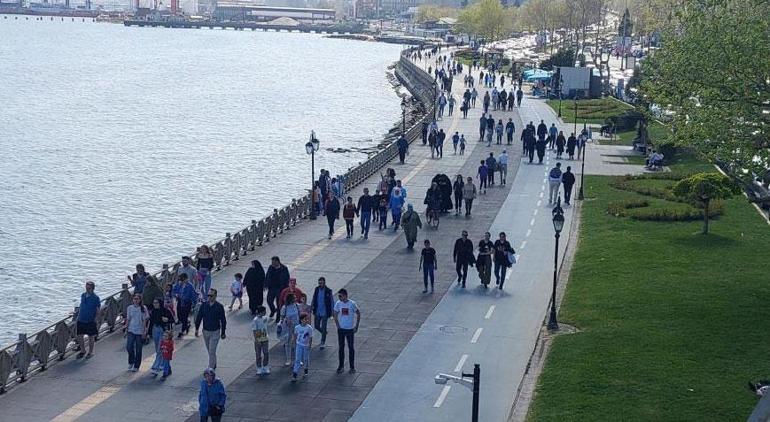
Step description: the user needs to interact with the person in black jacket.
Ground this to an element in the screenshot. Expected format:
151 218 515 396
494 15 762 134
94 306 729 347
244 260 265 315
265 256 289 319
453 231 475 288
357 188 374 239
537 120 547 140
493 232 516 290
562 166 576 205
194 288 227 369
324 193 341 240
311 277 334 349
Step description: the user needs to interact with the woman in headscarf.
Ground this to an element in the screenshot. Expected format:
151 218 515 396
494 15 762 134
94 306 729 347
243 260 265 316
401 203 422 249
199 367 227 421
389 187 405 231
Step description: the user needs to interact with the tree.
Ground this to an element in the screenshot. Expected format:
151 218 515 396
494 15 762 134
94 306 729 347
416 5 459 23
539 48 575 70
673 173 740 234
641 0 770 184
456 0 515 42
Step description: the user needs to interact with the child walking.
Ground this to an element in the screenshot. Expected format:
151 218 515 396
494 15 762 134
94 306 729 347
159 330 174 379
378 196 388 230
252 306 270 375
291 313 313 382
229 273 243 311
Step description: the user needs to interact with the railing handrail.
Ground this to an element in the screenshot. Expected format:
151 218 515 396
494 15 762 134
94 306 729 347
0 46 439 394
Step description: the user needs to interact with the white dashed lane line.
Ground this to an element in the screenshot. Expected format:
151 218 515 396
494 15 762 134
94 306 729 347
434 386 451 408
454 354 469 372
533 209 538 216
530 218 536 226
520 240 527 250
526 229 531 237
484 305 495 320
471 328 483 344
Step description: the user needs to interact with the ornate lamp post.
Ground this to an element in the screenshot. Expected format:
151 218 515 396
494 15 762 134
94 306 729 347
558 76 564 118
431 80 438 121
401 97 407 135
548 200 565 330
305 131 320 220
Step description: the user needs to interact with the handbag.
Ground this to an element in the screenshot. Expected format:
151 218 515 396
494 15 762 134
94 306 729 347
206 384 224 416
507 252 517 266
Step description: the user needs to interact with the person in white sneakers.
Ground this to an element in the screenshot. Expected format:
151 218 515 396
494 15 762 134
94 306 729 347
251 306 270 375
548 163 563 204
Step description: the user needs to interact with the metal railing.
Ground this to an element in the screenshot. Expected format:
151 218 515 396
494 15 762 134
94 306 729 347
0 48 438 394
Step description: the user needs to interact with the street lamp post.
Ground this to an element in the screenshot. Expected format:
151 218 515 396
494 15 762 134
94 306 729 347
434 364 481 422
558 76 563 118
431 80 438 122
578 121 587 200
466 364 480 422
401 97 407 135
305 131 320 220
548 201 565 330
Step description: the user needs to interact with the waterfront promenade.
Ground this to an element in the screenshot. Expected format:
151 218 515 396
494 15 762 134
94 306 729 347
0 52 607 421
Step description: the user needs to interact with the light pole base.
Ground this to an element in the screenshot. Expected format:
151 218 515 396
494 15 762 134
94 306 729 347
547 313 559 331
578 186 585 201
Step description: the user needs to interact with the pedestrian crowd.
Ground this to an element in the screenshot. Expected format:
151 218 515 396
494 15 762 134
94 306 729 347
68 44 581 422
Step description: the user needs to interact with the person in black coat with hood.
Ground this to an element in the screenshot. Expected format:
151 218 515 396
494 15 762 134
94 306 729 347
244 260 265 315
311 277 334 349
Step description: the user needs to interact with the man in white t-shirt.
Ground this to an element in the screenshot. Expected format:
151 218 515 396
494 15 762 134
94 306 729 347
333 288 361 374
125 294 149 372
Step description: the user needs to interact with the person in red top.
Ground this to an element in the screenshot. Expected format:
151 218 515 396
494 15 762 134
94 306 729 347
277 278 305 323
159 330 174 379
342 196 358 239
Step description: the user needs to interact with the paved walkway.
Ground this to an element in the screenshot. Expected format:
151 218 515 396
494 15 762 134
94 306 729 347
350 83 579 422
0 53 522 422
0 52 594 422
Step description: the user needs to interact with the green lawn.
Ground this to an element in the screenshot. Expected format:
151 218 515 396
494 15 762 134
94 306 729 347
547 98 633 124
527 156 770 421
607 121 672 146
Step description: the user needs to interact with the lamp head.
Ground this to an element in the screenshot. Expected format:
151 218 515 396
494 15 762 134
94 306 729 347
552 212 565 234
309 130 320 152
434 375 448 385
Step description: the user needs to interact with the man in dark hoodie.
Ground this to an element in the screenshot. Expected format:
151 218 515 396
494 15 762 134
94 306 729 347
265 256 289 320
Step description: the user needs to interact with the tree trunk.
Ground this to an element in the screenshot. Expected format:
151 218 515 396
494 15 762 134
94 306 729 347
702 200 710 235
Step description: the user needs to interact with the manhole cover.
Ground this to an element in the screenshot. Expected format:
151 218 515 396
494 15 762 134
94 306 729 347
439 325 468 334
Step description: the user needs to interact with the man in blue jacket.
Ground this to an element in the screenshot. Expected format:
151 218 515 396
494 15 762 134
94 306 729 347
173 273 197 338
311 277 334 349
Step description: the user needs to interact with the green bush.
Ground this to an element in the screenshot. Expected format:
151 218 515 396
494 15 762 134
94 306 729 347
606 109 645 131
626 202 724 221
607 199 650 216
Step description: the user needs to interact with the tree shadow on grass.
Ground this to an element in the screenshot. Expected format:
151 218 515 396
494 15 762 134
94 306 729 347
670 232 737 249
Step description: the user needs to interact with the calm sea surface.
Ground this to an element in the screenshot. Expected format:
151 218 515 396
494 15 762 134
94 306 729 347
0 18 404 346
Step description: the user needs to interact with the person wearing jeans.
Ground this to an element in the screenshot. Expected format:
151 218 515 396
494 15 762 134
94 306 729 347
493 232 516 290
419 239 437 294
125 294 149 372
311 277 333 349
195 289 227 370
149 298 174 375
333 289 360 374
548 163 563 204
357 188 373 239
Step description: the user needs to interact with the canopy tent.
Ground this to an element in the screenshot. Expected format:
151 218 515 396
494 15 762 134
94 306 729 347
523 68 553 81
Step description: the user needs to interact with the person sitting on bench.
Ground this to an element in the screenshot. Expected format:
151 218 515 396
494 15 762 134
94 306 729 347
645 151 664 170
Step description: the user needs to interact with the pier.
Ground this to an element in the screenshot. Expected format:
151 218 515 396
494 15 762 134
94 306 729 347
122 19 364 34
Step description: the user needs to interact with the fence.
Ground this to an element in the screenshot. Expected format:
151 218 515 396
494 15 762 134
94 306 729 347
0 47 438 394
